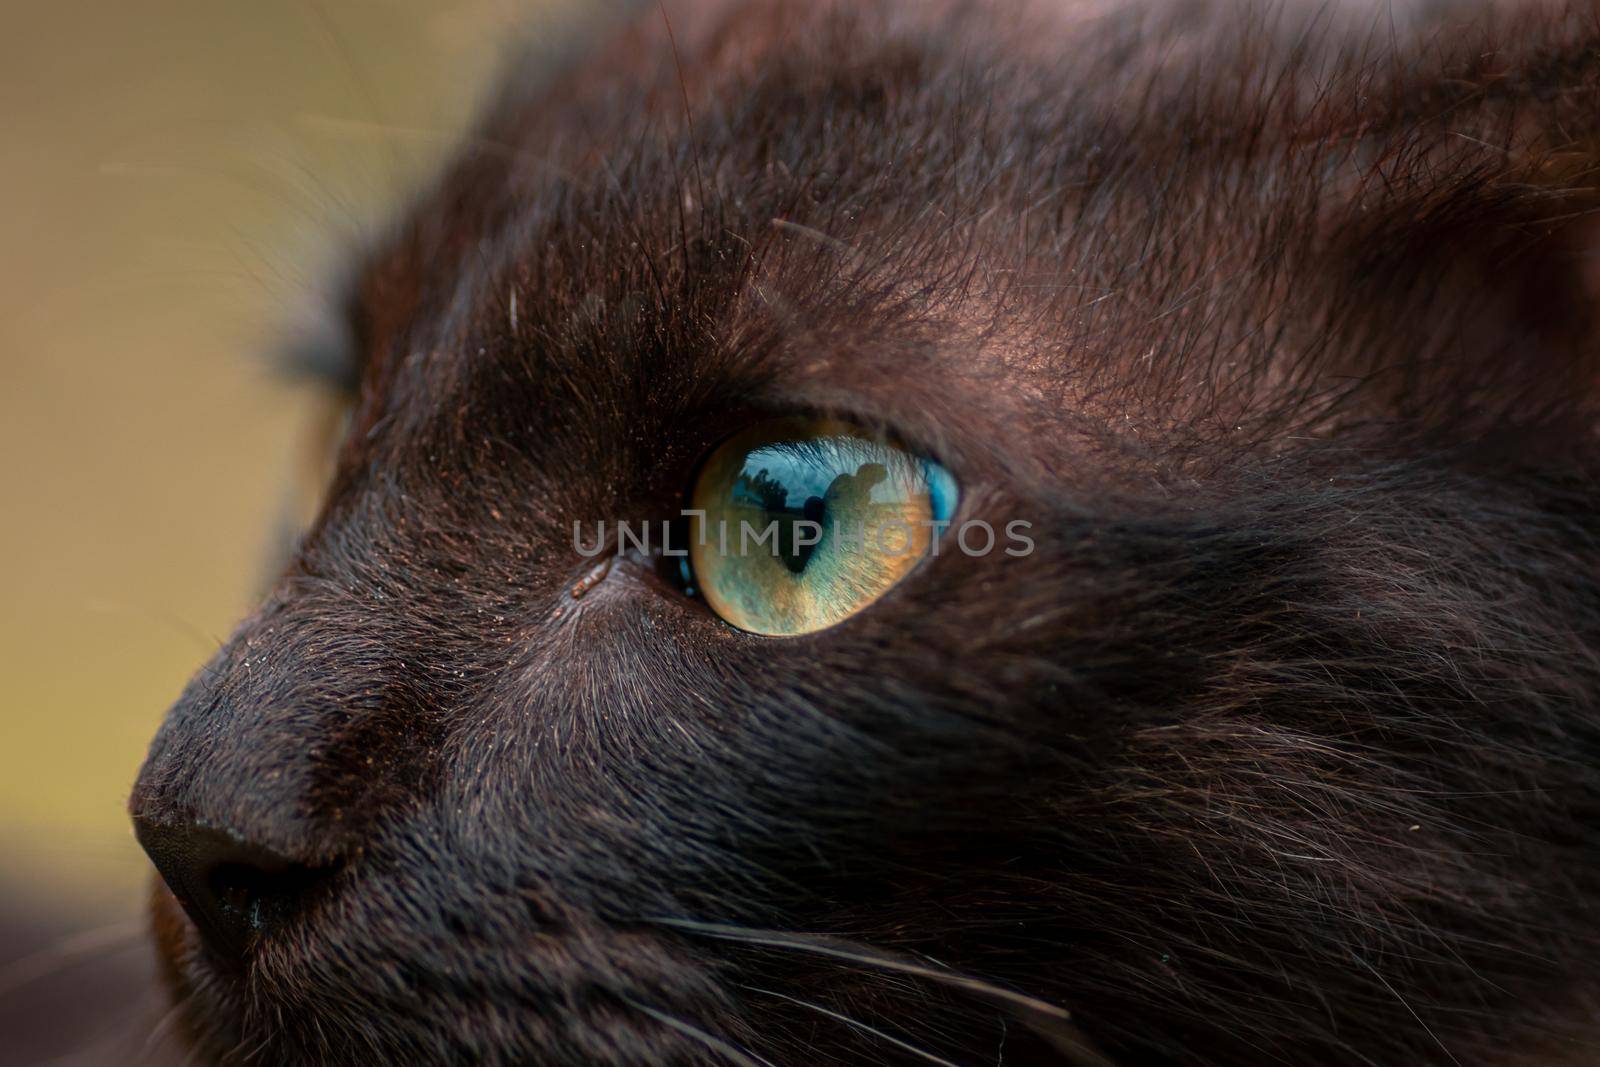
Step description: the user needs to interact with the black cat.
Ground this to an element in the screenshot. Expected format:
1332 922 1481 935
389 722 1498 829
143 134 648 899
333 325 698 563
129 2 1600 1063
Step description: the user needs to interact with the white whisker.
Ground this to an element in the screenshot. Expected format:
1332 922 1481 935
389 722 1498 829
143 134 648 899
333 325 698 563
743 984 961 1067
648 918 1119 1067
621 997 777 1067
0 920 145 1001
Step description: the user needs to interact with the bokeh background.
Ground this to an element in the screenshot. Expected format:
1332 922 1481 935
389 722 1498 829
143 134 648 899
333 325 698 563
1 1 583 1057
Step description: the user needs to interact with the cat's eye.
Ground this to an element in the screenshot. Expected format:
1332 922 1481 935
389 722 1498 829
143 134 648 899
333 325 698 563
686 417 958 636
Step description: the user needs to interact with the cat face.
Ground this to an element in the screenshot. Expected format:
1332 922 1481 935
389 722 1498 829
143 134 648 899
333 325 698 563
129 2 1600 1064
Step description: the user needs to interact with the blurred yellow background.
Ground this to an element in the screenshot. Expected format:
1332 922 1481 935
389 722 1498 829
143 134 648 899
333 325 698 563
0 0 578 928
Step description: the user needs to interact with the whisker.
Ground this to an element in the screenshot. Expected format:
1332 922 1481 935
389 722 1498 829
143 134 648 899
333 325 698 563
140 999 190 1062
743 984 961 1067
620 997 777 1067
27 984 168 1067
0 919 145 1001
293 114 583 184
34 1031 137 1067
82 598 224 654
647 918 1118 1067
1349 951 1464 1067
650 918 1065 1019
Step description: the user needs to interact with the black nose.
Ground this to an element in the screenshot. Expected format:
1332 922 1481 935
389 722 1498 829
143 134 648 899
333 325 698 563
133 816 333 964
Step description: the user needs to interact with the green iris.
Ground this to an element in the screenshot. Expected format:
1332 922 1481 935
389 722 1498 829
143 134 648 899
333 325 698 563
688 417 958 636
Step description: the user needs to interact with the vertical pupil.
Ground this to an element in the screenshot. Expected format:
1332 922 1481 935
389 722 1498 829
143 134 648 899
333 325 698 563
736 457 891 575
780 497 825 575
736 465 822 574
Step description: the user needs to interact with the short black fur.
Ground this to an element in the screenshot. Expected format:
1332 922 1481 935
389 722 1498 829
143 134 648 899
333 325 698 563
132 2 1600 1063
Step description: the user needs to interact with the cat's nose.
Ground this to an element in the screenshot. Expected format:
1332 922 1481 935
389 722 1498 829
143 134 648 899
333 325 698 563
132 815 334 964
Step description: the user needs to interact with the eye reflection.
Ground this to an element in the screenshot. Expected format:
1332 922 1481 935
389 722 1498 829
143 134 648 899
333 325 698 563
688 418 958 636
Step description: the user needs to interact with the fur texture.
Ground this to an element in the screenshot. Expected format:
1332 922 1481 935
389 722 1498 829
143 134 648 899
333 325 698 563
131 2 1600 1063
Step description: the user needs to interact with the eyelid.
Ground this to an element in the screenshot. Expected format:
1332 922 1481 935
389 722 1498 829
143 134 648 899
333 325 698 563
723 395 962 481
275 341 361 397
680 409 957 519
271 293 363 397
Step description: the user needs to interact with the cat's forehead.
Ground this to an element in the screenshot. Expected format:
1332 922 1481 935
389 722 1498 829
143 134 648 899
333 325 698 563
338 0 1587 488
343 13 1293 471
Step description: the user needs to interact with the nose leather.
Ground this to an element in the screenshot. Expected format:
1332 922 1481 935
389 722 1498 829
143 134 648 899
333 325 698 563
133 815 333 965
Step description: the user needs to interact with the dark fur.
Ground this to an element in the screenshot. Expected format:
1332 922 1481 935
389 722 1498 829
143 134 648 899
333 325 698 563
131 2 1600 1063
